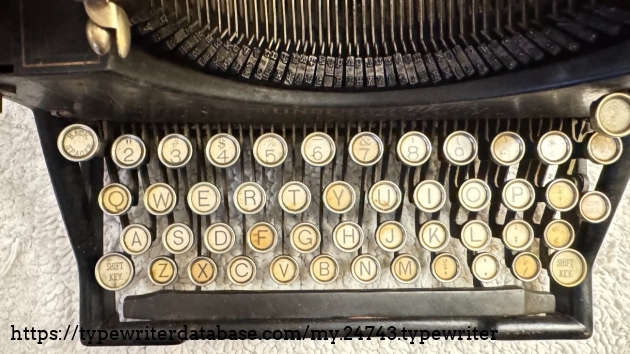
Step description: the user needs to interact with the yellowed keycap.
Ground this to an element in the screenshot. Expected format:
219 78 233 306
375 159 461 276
443 131 477 166
246 222 278 253
57 124 101 162
120 224 152 256
397 131 432 166
147 256 178 286
233 182 266 214
536 131 572 165
253 133 288 167
471 253 501 283
458 179 491 212
289 222 321 254
351 254 381 284
431 253 461 283
95 253 134 291
301 132 336 167
578 191 611 223
161 223 194 255
158 133 193 168
544 220 575 250
511 252 542 282
323 181 356 214
390 254 421 284
586 133 622 165
413 180 446 213
490 132 525 166
375 221 407 252
98 183 132 216
270 255 300 285
227 256 257 285
187 182 221 215
418 220 450 252
204 223 236 254
502 220 535 251
206 133 240 168
592 93 630 138
349 132 384 166
187 256 217 286
111 134 147 169
332 221 365 252
545 179 579 212
549 249 588 287
278 181 311 214
368 181 402 213
460 220 492 252
143 183 177 216
310 254 339 284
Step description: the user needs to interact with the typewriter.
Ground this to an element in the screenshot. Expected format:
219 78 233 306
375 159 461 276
1 0 630 346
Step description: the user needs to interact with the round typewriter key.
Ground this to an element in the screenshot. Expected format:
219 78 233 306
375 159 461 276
206 133 240 168
391 254 421 284
144 183 177 216
246 222 278 253
310 254 340 284
57 124 102 162
204 223 236 254
544 220 575 250
458 179 491 212
233 182 266 214
490 132 525 166
227 256 257 286
592 92 630 138
502 178 536 212
511 252 542 282
111 134 147 169
279 181 311 214
158 133 193 168
368 180 402 213
443 131 477 166
418 220 450 252
545 179 579 212
98 183 132 216
351 254 381 284
413 180 447 213
187 256 217 286
349 132 384 166
460 220 492 252
270 255 300 285
375 221 407 252
536 131 572 165
431 253 461 283
301 132 336 167
290 222 321 254
502 220 535 251
549 249 587 287
95 253 134 291
120 224 152 255
253 133 288 168
323 181 356 214
397 131 432 167
332 221 365 252
578 191 611 223
147 256 178 286
162 223 194 255
472 253 501 283
586 133 622 165
187 182 221 215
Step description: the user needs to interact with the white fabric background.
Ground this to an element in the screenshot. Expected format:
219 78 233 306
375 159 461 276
0 99 628 353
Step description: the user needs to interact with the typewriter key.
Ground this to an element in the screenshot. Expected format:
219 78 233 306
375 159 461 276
120 224 152 255
98 183 132 216
418 220 451 252
187 182 221 215
502 178 536 212
148 256 178 286
289 222 321 254
461 220 492 252
187 256 217 286
458 179 492 212
443 131 477 166
545 179 579 212
544 219 575 250
270 255 300 285
351 254 381 284
431 253 461 283
549 249 587 287
323 181 356 214
511 252 542 282
279 181 311 214
234 182 266 214
253 133 288 168
413 180 447 213
111 134 147 169
368 180 402 213
471 253 501 283
57 124 102 162
310 254 340 284
536 131 572 165
246 222 278 253
144 183 177 216
332 221 365 252
204 223 236 254
206 133 240 168
162 223 194 255
490 132 525 166
578 191 611 223
586 133 622 165
592 92 630 138
158 134 193 168
227 256 257 286
396 131 432 167
348 132 384 166
95 253 134 291
391 254 421 284
375 221 407 252
502 220 535 251
301 132 336 167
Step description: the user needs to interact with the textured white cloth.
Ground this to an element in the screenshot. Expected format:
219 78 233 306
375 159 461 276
0 99 628 353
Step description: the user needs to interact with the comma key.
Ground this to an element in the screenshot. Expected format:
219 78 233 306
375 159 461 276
431 253 461 283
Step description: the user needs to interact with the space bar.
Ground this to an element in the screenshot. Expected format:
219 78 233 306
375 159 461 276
123 287 555 321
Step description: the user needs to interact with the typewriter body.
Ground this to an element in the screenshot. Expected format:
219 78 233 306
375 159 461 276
1 0 630 346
